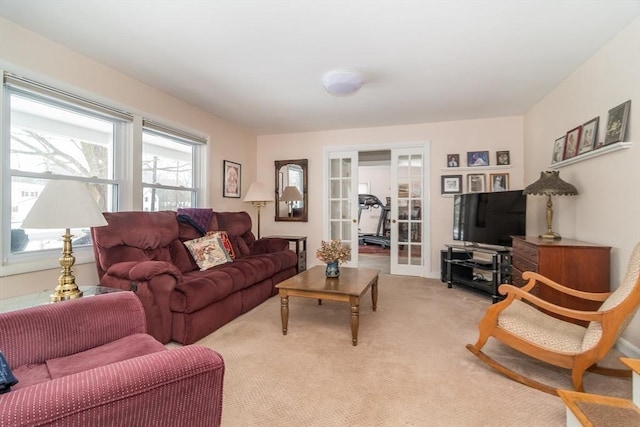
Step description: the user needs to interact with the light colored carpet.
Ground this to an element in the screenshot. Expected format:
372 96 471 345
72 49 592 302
174 275 631 426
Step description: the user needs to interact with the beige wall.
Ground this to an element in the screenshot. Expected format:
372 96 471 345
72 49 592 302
0 18 257 297
256 116 524 275
524 18 640 354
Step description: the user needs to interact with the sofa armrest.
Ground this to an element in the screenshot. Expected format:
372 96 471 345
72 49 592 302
0 346 225 427
251 237 289 254
0 292 146 368
101 261 181 344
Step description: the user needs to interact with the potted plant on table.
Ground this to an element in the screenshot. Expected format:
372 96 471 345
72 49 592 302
316 240 350 278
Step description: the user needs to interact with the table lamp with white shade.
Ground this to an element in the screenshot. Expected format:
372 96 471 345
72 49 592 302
21 180 108 302
280 185 303 217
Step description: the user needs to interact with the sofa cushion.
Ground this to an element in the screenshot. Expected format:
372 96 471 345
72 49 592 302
171 270 237 313
45 333 166 379
184 234 233 271
170 239 198 273
12 363 51 390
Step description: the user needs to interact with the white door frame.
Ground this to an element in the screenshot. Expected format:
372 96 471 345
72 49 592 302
323 141 431 276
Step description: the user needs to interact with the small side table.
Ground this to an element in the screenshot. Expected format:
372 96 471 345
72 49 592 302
266 235 307 273
0 286 124 314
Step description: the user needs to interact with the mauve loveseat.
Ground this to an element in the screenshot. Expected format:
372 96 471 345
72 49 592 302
0 292 224 427
91 210 297 344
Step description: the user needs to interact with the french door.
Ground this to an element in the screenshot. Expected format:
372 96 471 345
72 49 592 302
325 144 429 275
390 148 426 276
326 151 359 265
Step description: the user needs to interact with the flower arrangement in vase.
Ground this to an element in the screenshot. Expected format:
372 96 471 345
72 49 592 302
316 240 350 278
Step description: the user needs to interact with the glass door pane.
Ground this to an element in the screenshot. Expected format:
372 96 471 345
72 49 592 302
391 148 425 275
327 152 358 265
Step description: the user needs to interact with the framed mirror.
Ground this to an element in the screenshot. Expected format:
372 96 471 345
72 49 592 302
275 159 308 222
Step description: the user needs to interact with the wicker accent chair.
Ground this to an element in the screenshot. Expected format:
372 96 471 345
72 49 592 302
467 241 640 395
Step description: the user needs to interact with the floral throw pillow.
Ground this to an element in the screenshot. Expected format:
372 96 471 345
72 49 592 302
183 234 232 271
206 231 236 259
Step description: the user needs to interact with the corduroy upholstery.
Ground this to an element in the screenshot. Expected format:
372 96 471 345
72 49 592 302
468 241 640 394
91 210 298 344
0 292 225 427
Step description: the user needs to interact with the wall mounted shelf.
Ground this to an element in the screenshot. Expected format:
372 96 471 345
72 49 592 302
440 165 512 172
549 141 631 169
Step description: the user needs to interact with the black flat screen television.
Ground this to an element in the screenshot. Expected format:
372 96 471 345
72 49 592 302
452 190 526 247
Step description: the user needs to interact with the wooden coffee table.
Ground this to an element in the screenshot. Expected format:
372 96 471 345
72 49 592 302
276 266 379 346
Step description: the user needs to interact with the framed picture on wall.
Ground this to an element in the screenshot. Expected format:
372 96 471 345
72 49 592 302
467 173 486 193
551 136 565 163
490 173 509 192
563 126 582 160
496 151 510 165
578 117 599 155
604 100 631 145
441 175 462 194
446 154 460 167
223 160 241 198
467 151 489 167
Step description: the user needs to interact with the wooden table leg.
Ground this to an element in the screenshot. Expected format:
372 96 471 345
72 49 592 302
371 277 378 311
280 293 289 335
350 296 359 346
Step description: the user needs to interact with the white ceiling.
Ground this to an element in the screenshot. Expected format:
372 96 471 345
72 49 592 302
1 1 638 135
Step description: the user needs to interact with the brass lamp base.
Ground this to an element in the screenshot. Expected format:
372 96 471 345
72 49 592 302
540 232 562 240
50 287 84 302
539 195 562 241
50 228 84 302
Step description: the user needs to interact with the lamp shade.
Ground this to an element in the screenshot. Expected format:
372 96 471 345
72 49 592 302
523 171 578 196
243 181 273 203
21 180 108 229
280 186 303 202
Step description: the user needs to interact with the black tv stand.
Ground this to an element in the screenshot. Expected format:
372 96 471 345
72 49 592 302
442 243 512 302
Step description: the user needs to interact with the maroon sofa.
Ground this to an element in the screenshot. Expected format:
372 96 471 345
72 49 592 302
91 210 297 344
0 292 224 426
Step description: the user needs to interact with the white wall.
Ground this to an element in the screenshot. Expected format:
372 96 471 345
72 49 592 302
524 18 640 354
0 18 257 297
256 116 524 276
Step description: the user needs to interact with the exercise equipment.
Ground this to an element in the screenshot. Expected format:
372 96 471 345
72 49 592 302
358 194 390 248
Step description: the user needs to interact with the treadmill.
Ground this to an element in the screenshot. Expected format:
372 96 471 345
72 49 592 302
358 194 390 248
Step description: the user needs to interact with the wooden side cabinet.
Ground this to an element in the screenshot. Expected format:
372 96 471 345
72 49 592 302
511 236 610 325
265 235 307 273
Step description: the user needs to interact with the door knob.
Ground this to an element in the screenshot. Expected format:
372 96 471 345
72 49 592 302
392 219 397 224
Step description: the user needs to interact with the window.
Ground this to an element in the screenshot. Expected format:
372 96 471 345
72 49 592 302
2 73 207 275
142 121 204 211
5 81 126 261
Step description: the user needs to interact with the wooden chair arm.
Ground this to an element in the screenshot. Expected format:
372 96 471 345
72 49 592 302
497 284 605 322
521 271 611 302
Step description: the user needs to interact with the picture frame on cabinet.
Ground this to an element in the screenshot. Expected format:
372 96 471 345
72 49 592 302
496 150 510 165
490 173 509 192
441 175 462 194
578 117 599 155
563 126 582 160
552 136 565 163
223 160 241 198
467 150 489 167
604 100 631 145
467 173 486 193
447 154 460 167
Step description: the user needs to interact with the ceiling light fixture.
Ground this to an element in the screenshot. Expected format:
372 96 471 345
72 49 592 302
322 70 362 96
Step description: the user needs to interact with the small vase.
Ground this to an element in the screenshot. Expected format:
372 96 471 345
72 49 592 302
325 261 340 278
